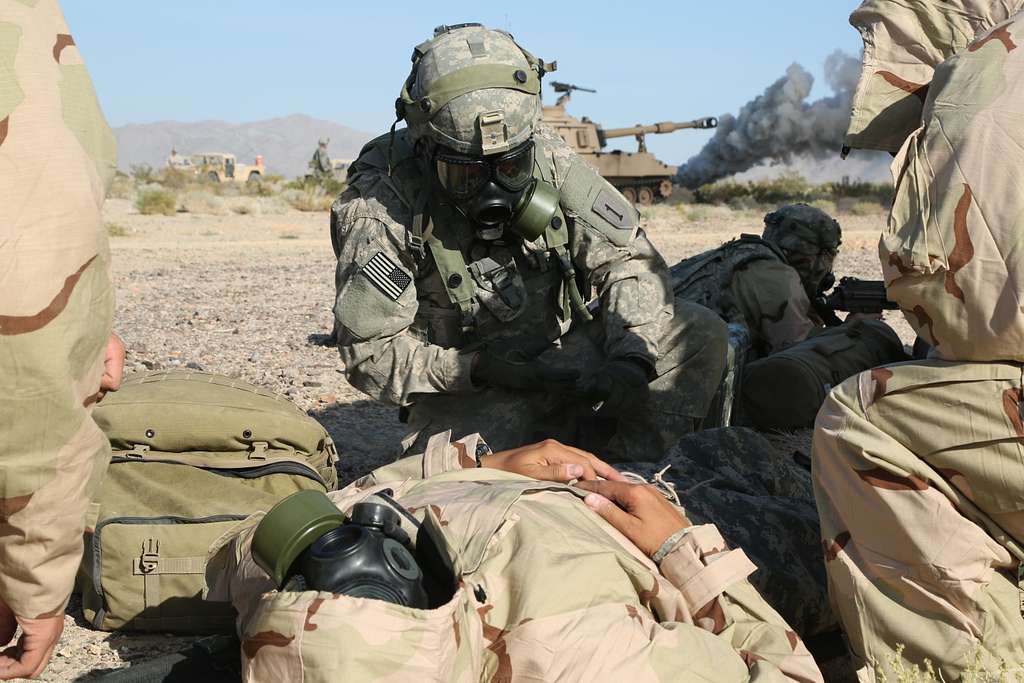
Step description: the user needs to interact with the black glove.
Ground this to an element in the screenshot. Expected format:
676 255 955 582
582 358 652 416
471 347 580 393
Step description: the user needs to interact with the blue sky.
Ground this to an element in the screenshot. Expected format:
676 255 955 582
62 1 864 165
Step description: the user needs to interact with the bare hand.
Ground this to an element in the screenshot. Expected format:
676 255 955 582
481 439 626 483
575 480 690 557
0 600 64 680
99 332 126 398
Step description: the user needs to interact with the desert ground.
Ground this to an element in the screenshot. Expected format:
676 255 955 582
40 197 903 680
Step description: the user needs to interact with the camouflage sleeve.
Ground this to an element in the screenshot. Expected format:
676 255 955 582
332 190 475 406
658 525 823 682
571 223 673 367
731 260 814 355
0 0 116 619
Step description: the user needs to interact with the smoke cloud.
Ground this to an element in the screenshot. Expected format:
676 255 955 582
677 51 861 188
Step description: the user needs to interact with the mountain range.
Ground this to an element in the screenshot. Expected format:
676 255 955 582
112 114 376 179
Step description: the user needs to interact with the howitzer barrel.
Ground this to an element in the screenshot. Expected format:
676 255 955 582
601 117 719 139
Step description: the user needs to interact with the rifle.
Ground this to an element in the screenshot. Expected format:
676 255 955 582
813 277 898 327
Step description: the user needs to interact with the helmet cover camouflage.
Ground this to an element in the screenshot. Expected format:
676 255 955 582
402 25 542 156
762 203 842 294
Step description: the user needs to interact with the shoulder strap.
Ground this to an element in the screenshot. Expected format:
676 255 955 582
422 203 477 332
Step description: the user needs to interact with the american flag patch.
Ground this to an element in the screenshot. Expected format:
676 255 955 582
361 251 412 301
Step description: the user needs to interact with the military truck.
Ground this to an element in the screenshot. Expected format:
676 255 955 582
178 152 265 183
541 82 717 204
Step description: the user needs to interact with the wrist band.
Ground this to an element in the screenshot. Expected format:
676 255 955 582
652 527 690 564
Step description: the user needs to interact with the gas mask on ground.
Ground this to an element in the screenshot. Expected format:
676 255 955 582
434 140 559 241
251 490 430 608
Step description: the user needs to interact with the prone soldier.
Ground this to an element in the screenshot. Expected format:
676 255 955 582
672 205 907 430
331 24 727 462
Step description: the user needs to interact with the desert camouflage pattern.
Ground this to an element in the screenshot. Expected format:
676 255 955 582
333 123 726 458
407 26 539 155
874 10 1024 362
813 6 1024 679
672 237 815 359
208 432 824 682
845 0 1024 153
814 362 1024 680
0 0 116 619
631 428 834 638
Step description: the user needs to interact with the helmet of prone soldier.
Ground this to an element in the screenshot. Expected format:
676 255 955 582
762 203 842 298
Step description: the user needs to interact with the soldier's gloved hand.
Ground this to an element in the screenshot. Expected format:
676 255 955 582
581 358 652 415
471 348 580 393
575 480 690 558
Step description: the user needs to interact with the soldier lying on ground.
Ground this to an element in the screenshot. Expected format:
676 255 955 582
672 205 906 430
331 24 726 462
209 437 824 682
0 1 124 679
671 204 841 361
813 2 1024 679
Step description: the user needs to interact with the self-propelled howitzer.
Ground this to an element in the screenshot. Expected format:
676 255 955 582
542 83 717 205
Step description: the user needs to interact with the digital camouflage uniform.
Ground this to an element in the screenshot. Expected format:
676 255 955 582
332 27 726 462
0 0 116 621
813 3 1024 680
208 431 824 682
309 140 331 177
670 233 816 360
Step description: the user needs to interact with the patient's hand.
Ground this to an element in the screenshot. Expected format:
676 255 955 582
575 480 690 557
481 439 625 483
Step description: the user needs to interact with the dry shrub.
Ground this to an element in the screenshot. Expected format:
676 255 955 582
108 172 136 200
179 191 226 215
106 222 130 237
283 187 333 212
135 188 177 216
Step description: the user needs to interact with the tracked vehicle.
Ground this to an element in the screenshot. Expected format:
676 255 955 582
541 82 717 204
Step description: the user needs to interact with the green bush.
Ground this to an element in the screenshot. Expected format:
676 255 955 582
135 188 177 216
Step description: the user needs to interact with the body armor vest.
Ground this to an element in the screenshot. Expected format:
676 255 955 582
670 235 787 324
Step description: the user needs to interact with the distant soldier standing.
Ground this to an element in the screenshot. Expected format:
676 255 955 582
331 24 726 462
309 137 332 178
0 1 123 679
813 3 1024 680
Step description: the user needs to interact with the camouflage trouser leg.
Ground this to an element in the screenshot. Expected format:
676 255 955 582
0 257 114 619
402 298 727 460
812 361 1024 681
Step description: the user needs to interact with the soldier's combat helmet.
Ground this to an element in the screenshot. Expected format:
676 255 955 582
396 24 553 156
763 203 842 296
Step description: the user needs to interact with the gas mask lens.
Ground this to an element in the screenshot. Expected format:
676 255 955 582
435 141 534 200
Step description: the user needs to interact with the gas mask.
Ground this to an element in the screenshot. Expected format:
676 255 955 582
434 140 559 241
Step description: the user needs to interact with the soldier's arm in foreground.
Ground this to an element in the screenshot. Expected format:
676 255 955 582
331 186 476 406
0 1 120 679
534 124 672 371
577 479 823 682
731 259 815 355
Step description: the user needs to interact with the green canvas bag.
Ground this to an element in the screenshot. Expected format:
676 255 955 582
739 319 907 431
82 370 339 633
